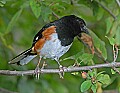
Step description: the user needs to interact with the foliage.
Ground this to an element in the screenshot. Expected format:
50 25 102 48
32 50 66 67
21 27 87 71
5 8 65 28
80 71 111 93
0 0 120 93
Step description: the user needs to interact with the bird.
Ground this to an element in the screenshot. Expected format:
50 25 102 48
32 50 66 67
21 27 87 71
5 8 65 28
8 15 90 78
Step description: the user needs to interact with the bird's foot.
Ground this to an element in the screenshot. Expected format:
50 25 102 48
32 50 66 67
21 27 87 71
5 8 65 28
34 61 47 79
111 61 117 66
34 57 42 79
34 66 41 79
58 65 67 79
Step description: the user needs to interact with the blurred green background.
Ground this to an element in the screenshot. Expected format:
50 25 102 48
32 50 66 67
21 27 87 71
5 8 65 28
0 0 120 93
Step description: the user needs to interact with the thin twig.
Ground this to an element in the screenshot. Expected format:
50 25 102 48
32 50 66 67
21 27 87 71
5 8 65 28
0 62 120 76
116 0 120 7
95 0 117 20
113 44 119 62
0 88 18 93
112 44 120 74
52 12 60 19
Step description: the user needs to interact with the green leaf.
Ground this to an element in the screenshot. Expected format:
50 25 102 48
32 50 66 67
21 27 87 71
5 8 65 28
96 6 104 21
92 1 99 16
103 74 111 85
106 20 118 38
0 0 6 7
110 21 119 38
0 3 4 7
115 26 120 45
41 5 52 22
90 30 107 60
6 9 23 33
30 0 41 18
97 74 105 84
88 71 95 77
105 17 113 35
91 84 97 93
79 53 93 62
80 80 92 92
96 71 105 77
111 69 116 74
105 36 115 45
62 52 93 64
62 51 83 61
71 72 79 75
20 1 29 9
97 74 111 85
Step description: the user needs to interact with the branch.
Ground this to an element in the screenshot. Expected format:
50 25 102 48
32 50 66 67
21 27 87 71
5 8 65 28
0 62 120 76
0 88 18 93
52 12 60 19
116 0 120 7
95 0 117 20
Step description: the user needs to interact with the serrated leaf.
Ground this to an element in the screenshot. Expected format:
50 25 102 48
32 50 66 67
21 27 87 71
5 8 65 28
80 80 92 92
6 9 22 33
30 0 41 18
90 30 107 60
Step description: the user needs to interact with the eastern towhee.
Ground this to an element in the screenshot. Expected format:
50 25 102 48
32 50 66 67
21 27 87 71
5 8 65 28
9 15 92 78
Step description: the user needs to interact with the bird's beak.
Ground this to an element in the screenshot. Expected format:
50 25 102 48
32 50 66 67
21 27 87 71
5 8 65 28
81 26 89 34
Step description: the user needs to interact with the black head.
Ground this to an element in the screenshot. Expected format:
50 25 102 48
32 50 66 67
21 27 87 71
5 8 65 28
32 15 89 47
60 15 89 36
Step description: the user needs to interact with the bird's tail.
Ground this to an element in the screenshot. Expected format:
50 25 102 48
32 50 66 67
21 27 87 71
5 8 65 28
8 48 37 65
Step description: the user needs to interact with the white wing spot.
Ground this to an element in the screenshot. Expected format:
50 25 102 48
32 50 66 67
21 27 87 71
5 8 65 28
35 36 39 41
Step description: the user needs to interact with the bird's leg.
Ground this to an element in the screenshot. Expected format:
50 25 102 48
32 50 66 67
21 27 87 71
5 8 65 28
34 56 42 79
41 61 47 69
55 58 67 79
57 61 64 79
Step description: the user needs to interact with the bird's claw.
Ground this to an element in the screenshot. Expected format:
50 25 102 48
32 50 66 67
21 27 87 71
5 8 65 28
34 67 41 79
58 65 67 79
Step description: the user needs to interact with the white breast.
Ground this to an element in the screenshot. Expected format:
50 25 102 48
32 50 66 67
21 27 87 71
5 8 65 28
39 33 72 60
